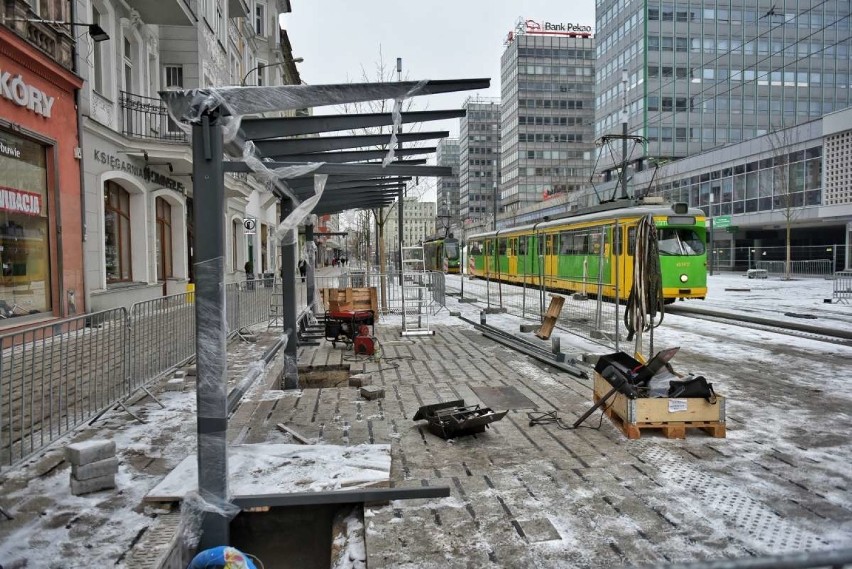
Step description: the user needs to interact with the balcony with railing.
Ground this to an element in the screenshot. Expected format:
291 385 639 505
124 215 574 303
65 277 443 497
119 91 188 143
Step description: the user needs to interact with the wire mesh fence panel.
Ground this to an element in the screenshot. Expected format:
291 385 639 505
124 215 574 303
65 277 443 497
0 308 129 468
129 294 195 392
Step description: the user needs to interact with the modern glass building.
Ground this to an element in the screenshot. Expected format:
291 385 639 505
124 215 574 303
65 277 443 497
500 22 597 212
594 0 852 172
436 138 460 229
459 98 501 224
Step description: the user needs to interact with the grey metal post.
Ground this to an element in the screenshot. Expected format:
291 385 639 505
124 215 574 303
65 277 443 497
191 115 229 548
620 69 629 200
397 57 405 286
281 197 299 389
305 222 316 313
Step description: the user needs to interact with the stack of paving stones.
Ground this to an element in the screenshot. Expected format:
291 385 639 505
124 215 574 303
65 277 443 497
65 440 118 496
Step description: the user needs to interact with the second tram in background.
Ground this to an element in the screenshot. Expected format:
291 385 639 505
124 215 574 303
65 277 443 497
423 235 461 274
466 201 708 302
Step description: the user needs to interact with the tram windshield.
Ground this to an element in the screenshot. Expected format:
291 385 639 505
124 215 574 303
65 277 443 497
657 228 705 256
444 240 460 260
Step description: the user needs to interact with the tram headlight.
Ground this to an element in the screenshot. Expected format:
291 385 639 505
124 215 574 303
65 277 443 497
680 274 689 283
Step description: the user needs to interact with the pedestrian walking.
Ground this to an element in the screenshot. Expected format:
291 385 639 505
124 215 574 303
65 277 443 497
298 259 307 282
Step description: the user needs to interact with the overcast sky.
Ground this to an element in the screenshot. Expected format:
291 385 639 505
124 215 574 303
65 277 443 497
283 1 596 201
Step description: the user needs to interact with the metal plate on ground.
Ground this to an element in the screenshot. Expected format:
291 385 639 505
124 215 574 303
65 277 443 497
471 385 537 410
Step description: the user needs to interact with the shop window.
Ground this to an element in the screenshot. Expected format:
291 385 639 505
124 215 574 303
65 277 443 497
0 131 51 319
104 182 132 283
156 197 173 280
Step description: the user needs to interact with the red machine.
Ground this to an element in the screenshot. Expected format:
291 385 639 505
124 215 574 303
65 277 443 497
353 325 377 356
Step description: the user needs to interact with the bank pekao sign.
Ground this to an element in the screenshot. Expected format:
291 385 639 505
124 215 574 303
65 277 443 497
523 19 593 36
0 68 56 118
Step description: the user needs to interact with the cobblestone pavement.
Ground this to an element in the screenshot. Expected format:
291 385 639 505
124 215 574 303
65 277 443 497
245 315 852 569
2 275 850 568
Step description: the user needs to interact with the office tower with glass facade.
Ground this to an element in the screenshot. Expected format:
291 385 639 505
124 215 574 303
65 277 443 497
595 0 852 172
436 138 460 230
500 22 597 212
459 98 501 223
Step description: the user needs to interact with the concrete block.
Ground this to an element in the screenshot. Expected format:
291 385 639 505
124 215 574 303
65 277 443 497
360 386 385 400
72 457 119 481
70 472 116 496
65 440 116 466
173 370 186 379
165 378 185 392
349 374 372 388
185 366 197 377
519 323 538 333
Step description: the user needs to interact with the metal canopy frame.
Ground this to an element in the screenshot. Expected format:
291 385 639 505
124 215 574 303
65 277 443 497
171 76 490 550
240 109 466 139
254 131 449 155
266 146 437 163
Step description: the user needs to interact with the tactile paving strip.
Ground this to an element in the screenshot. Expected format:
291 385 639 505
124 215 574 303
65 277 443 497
635 444 829 551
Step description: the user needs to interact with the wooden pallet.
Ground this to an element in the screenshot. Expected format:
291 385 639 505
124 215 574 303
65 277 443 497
594 393 727 439
535 294 565 340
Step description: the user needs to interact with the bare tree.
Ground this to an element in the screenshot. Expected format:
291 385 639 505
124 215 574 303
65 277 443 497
767 123 801 280
335 47 430 309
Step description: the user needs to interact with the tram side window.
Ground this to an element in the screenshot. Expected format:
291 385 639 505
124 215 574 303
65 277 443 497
628 227 636 255
518 237 527 255
470 240 482 255
559 232 573 255
508 238 515 256
545 235 554 255
498 238 507 255
614 226 622 255
589 232 602 255
573 232 589 254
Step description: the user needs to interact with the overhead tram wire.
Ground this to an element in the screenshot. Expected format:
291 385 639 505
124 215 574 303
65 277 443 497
641 11 852 131
635 0 834 120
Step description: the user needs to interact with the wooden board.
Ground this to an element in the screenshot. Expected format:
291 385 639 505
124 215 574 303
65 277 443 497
592 373 726 439
535 294 565 340
321 287 379 321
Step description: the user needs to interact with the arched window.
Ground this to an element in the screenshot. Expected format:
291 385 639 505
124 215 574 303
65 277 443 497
104 181 132 282
155 197 173 280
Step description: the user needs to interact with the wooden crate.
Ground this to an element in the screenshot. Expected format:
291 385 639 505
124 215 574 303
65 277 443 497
592 373 726 439
535 294 565 340
320 287 379 321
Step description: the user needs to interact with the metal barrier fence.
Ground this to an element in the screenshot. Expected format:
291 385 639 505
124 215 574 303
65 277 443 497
314 271 444 315
834 271 852 304
726 244 845 273
129 293 195 392
443 224 622 349
755 259 833 277
0 282 274 470
0 308 129 467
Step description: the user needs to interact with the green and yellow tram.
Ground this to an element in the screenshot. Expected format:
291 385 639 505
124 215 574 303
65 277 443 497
423 235 461 274
466 202 707 301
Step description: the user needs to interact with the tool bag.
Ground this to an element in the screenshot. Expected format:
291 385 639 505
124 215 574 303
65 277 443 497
668 375 717 403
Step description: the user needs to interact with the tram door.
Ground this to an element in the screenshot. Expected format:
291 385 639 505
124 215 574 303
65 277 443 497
485 239 494 276
507 237 517 277
545 234 558 285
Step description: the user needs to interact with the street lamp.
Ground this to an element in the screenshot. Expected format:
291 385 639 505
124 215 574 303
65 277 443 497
240 58 303 86
8 19 110 41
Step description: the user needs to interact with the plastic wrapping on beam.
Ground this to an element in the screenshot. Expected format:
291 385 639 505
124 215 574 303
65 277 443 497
274 175 328 245
159 79 488 124
384 80 428 166
179 489 241 550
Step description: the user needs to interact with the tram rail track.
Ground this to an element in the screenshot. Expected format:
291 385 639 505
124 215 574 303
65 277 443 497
665 304 852 347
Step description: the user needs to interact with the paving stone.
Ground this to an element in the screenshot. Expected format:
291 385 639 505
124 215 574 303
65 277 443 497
70 472 116 496
349 373 372 387
360 386 385 400
71 457 119 481
64 440 116 466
